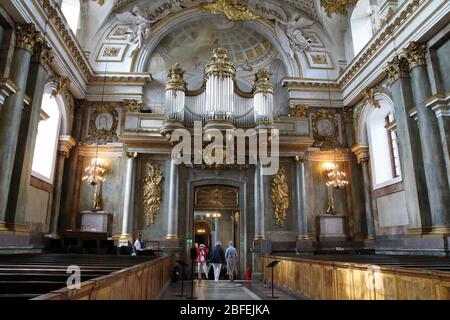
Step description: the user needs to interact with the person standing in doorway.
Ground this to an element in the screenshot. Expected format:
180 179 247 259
196 244 209 280
225 241 238 282
211 241 225 284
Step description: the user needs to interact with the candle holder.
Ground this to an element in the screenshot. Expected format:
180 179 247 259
82 158 107 212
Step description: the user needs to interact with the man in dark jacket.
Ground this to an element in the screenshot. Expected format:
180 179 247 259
210 241 225 283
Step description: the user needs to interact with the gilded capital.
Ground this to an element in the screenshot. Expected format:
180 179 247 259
58 136 77 158
126 151 138 158
51 75 71 97
320 0 358 17
363 87 384 109
34 35 54 70
294 154 308 163
351 144 369 164
399 42 427 70
15 23 38 52
383 56 409 83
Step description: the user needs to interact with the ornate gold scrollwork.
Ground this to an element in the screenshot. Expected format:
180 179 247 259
289 104 309 118
123 99 144 113
86 104 119 144
363 87 384 109
320 0 358 17
143 162 163 226
15 23 38 52
271 168 289 227
199 0 260 21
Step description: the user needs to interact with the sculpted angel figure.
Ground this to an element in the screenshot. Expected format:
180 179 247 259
276 13 314 53
116 6 158 53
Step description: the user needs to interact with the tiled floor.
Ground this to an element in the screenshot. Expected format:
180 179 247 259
159 280 305 300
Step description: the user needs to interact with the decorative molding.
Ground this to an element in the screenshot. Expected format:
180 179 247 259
143 162 163 226
271 167 289 227
123 99 144 113
351 144 369 164
34 35 55 71
363 87 384 109
51 75 71 97
339 0 425 88
0 78 19 105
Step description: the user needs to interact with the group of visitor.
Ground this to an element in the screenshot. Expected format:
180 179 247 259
196 241 238 283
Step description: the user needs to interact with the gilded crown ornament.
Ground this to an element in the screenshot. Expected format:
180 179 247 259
166 63 186 92
254 69 274 95
205 48 236 78
199 0 260 21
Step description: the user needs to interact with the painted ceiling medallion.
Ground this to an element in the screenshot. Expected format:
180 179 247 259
199 0 260 21
320 0 358 17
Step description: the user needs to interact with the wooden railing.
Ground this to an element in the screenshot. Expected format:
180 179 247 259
263 255 450 300
34 256 172 300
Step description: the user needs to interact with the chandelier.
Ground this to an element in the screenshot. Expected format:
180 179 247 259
82 158 107 212
324 163 349 189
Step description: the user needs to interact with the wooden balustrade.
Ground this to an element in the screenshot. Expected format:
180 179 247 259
34 256 172 300
262 255 450 300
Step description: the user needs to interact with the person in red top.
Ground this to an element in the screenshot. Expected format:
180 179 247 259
196 244 209 280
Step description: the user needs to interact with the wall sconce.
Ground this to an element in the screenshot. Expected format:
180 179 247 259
82 158 107 212
206 213 221 219
196 228 206 234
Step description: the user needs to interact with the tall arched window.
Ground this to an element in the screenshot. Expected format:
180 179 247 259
31 93 62 183
367 98 401 189
350 0 379 55
61 0 81 34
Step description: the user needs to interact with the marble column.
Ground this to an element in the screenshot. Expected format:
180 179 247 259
351 145 375 239
383 56 431 232
165 159 179 240
400 42 450 229
294 155 309 239
48 136 76 236
254 163 265 240
214 218 219 245
8 36 54 227
0 24 38 226
119 152 137 242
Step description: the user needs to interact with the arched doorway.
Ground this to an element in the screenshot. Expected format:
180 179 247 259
192 184 241 278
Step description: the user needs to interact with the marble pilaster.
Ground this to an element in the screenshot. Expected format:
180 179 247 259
165 158 179 240
294 155 309 240
351 144 375 239
48 136 76 235
0 24 38 225
400 42 450 229
253 163 265 240
383 56 431 232
119 152 137 242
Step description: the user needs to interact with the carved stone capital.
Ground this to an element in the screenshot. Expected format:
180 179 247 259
126 151 138 159
384 56 409 83
351 144 369 164
399 41 427 70
15 23 38 52
58 135 77 158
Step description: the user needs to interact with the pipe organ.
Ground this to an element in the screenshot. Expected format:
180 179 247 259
160 48 275 138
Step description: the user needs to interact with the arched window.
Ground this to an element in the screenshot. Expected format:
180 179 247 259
31 93 62 183
350 0 379 55
61 0 80 34
367 99 401 189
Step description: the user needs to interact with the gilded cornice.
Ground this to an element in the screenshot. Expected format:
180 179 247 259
339 0 424 88
88 74 151 85
285 81 341 90
38 0 93 79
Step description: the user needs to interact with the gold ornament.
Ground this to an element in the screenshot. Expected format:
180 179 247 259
199 0 260 21
399 41 427 70
289 104 309 118
320 0 358 17
253 69 273 95
143 162 163 226
271 168 289 227
166 63 187 92
15 23 38 52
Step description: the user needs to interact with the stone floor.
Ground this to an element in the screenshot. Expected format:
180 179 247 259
159 280 306 300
